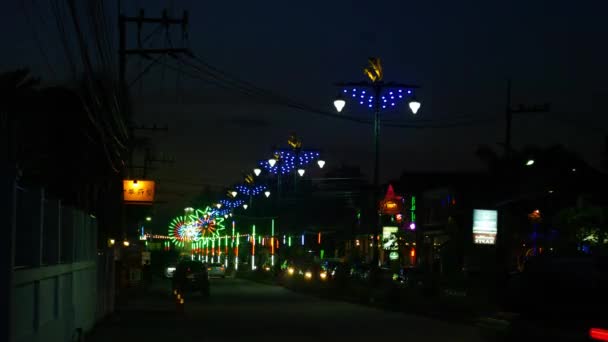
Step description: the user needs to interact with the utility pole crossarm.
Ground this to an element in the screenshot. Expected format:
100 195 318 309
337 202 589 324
122 16 185 24
335 81 421 89
124 48 191 55
511 103 551 114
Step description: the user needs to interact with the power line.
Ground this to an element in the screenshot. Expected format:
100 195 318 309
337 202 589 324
21 1 57 79
171 54 504 129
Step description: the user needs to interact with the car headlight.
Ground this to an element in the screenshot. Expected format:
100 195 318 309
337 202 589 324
167 267 176 272
320 271 327 280
287 267 295 275
304 271 312 280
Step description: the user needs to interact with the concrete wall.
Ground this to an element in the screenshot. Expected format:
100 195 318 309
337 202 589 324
6 181 110 342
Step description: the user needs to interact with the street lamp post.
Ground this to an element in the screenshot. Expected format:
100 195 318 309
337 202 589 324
334 58 421 266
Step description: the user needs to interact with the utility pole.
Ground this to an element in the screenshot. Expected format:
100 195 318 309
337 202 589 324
143 147 175 179
503 80 550 158
335 74 420 268
118 9 189 177
505 80 512 158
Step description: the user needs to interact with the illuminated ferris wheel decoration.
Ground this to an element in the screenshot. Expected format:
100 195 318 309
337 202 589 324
190 207 225 238
168 216 197 246
168 207 226 247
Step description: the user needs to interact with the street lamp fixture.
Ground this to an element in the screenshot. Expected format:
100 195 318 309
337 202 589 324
253 168 262 176
123 240 130 247
216 203 222 209
408 97 421 114
526 159 535 166
333 94 346 113
297 168 305 177
268 158 277 167
243 204 248 210
230 190 238 197
264 190 271 198
317 160 325 169
224 214 229 219
145 216 152 222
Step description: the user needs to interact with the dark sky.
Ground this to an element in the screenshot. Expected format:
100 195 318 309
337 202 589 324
4 0 608 225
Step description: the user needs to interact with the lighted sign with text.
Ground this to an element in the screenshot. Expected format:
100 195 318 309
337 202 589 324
123 180 155 204
473 209 497 245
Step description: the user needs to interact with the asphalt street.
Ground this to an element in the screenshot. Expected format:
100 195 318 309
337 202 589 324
89 277 483 342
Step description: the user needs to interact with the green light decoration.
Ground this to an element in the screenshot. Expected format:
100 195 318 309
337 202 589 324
271 219 275 236
411 196 416 223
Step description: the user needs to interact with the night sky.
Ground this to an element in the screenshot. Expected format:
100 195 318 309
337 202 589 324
4 0 608 226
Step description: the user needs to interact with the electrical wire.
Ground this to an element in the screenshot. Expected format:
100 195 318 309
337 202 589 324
21 1 57 79
49 0 78 79
176 54 504 129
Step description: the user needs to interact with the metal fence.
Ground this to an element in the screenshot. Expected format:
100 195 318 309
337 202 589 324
2 168 114 342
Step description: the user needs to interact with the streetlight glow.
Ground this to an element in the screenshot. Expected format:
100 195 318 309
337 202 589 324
408 98 421 114
526 159 535 166
253 168 261 176
317 160 325 169
216 203 222 209
145 216 152 222
243 204 248 210
268 158 277 167
264 190 271 198
334 96 346 113
231 190 238 197
297 168 305 177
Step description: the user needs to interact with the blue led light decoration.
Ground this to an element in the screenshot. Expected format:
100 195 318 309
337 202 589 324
219 199 245 209
343 87 416 110
260 150 322 175
235 184 267 196
211 207 231 217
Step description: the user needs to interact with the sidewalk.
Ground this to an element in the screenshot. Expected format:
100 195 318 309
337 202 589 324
87 277 183 342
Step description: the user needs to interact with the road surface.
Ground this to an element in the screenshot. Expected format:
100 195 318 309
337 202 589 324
89 277 483 342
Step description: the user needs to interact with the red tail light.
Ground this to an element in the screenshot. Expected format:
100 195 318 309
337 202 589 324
590 328 608 341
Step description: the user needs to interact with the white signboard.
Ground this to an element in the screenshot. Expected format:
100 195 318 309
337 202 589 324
382 226 399 250
473 209 497 245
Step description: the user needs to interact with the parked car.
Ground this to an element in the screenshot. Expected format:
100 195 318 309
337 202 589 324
394 266 425 288
321 260 349 281
480 255 608 341
172 260 209 297
164 263 177 278
349 263 372 281
207 263 227 278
